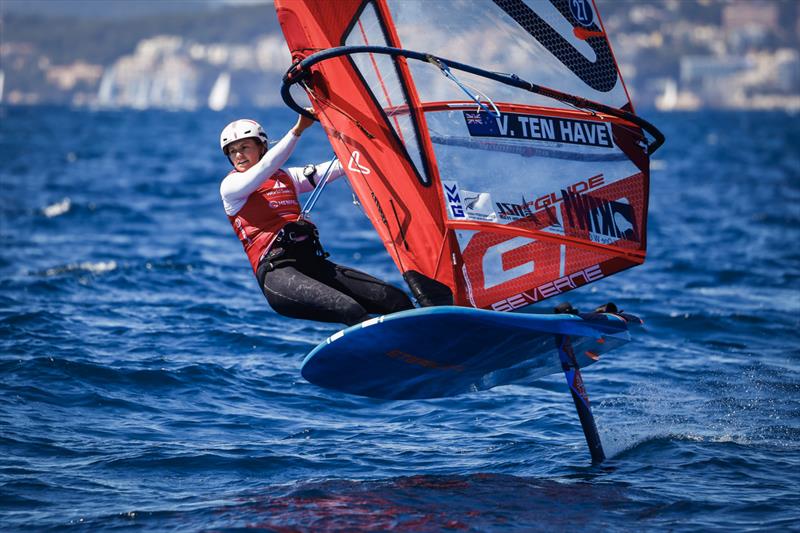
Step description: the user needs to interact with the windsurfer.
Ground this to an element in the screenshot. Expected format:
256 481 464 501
219 113 414 325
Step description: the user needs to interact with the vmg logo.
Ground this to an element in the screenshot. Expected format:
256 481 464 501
443 181 465 218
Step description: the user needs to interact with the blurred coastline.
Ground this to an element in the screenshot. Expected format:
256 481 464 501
0 0 798 111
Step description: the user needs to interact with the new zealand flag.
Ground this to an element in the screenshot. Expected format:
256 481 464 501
463 111 500 136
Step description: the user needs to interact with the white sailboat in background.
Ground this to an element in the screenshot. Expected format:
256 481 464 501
655 78 678 111
655 77 701 111
97 66 116 107
208 72 230 111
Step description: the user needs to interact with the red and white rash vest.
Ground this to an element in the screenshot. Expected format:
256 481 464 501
220 129 344 274
227 169 300 273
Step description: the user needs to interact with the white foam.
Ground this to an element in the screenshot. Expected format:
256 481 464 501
43 261 117 276
43 197 71 218
79 261 117 274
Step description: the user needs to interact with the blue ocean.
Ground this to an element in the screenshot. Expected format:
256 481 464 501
1 106 798 531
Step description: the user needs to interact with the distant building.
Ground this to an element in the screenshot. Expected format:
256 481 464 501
46 62 103 91
722 1 779 32
774 49 800 92
97 37 200 110
95 34 290 110
0 42 44 104
680 55 752 88
676 50 800 110
723 1 781 51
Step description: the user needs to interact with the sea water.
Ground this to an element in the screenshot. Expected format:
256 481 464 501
1 106 798 531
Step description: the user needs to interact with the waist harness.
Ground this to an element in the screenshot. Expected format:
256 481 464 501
257 220 328 280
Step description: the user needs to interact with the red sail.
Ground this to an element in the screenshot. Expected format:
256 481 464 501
275 0 655 310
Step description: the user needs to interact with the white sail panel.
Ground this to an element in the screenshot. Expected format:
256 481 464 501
344 2 431 184
386 0 631 111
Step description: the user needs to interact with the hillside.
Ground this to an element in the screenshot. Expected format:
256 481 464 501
1 4 280 66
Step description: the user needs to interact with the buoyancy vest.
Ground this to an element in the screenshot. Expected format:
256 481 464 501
226 169 302 274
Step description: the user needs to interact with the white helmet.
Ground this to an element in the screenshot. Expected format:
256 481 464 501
219 119 268 154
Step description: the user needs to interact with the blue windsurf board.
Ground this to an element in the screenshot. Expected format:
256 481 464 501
301 306 638 399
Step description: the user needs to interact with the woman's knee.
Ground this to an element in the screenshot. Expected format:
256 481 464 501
381 286 415 314
334 266 414 314
340 304 369 326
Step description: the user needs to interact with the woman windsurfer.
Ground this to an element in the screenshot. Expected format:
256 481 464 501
219 113 414 325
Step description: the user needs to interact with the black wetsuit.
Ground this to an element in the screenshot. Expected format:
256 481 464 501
256 222 414 326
